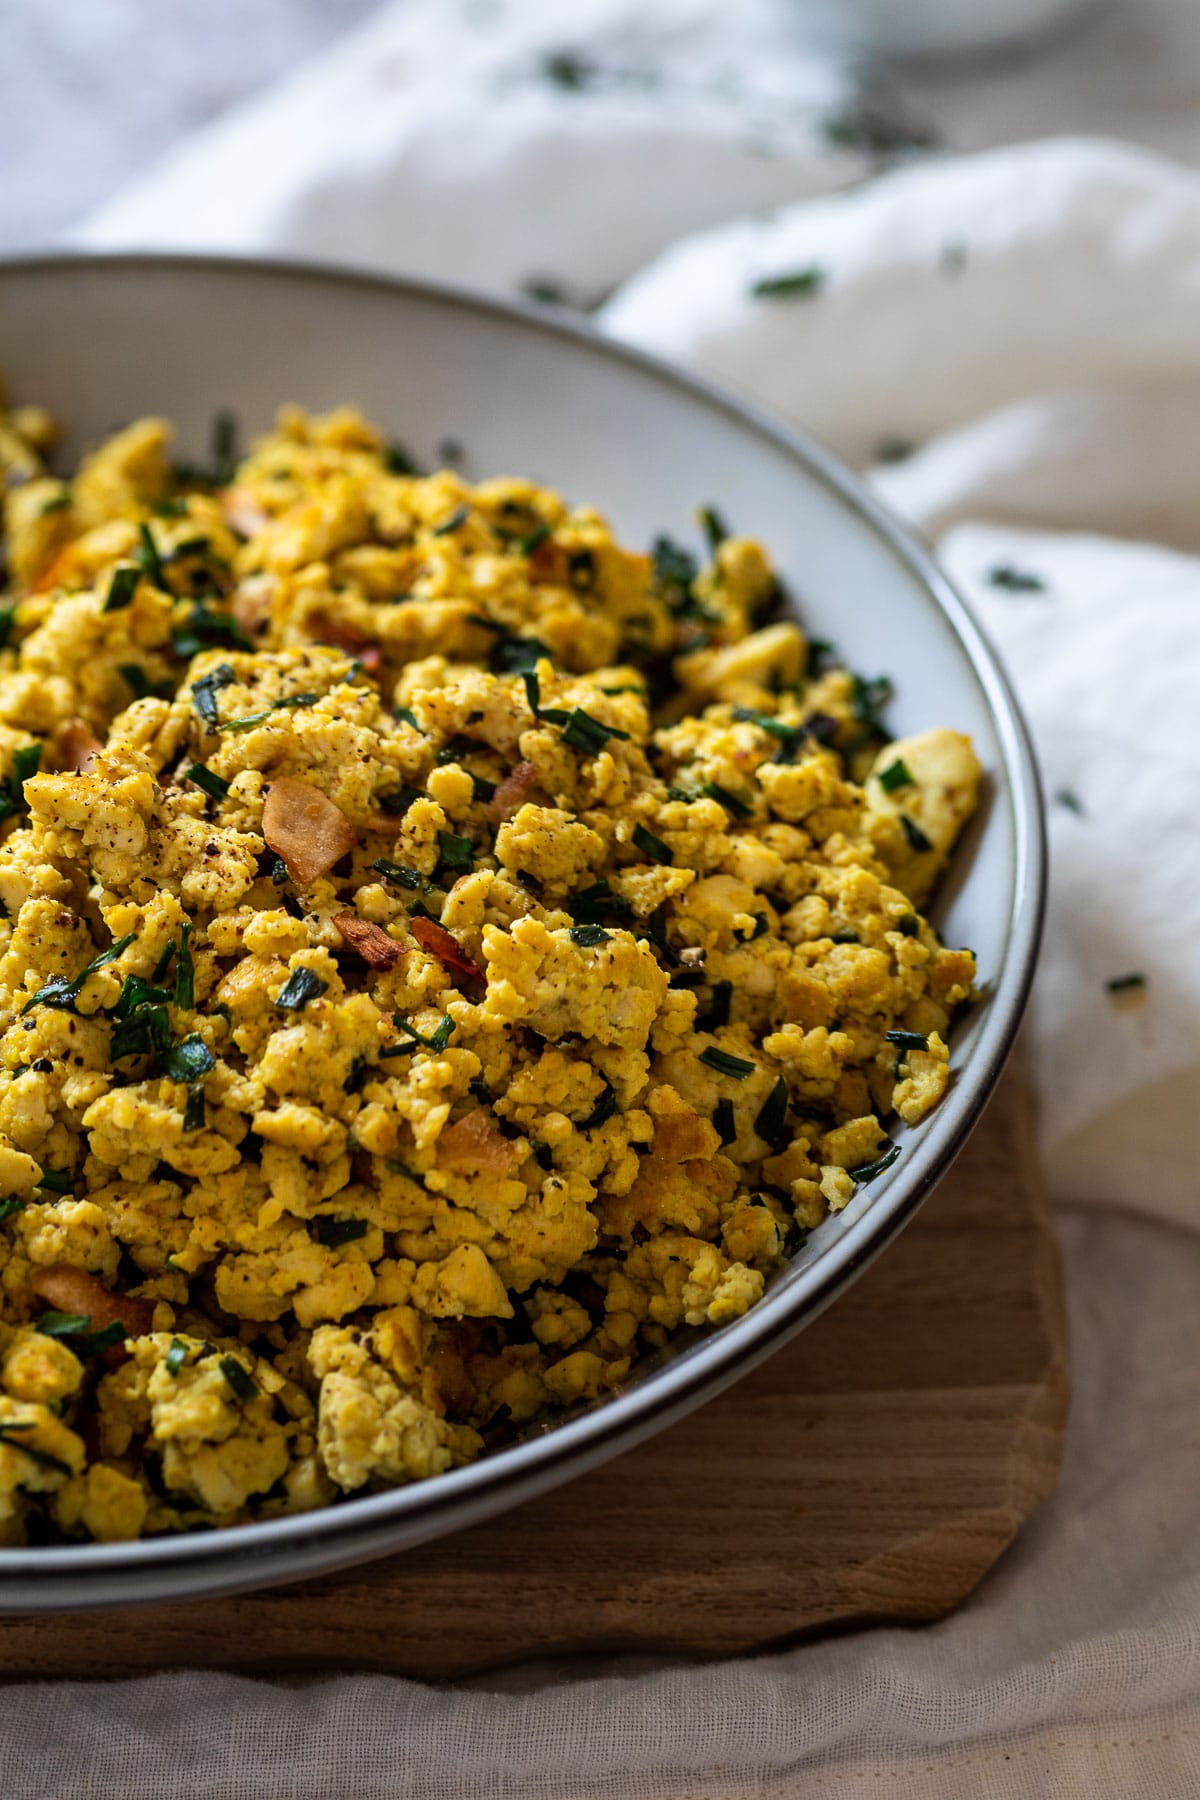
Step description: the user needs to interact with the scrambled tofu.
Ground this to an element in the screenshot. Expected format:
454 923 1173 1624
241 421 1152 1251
0 393 979 1541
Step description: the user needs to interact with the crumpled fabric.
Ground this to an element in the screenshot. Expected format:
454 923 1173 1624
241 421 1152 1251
16 1 1199 1793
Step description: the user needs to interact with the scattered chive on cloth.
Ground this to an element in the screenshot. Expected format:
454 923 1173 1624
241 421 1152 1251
9 0 1198 1792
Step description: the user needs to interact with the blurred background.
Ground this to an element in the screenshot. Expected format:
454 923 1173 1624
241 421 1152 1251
5 0 1200 261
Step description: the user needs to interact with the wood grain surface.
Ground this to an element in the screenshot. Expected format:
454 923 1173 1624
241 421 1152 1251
1 1071 1068 1679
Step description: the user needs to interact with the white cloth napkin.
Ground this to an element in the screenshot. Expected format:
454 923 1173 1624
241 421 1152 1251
27 1 1200 1793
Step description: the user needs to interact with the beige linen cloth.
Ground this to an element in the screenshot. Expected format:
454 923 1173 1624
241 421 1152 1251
7 2 1197 1794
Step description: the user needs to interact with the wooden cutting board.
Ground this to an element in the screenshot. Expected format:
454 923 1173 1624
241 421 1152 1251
2 1070 1068 1679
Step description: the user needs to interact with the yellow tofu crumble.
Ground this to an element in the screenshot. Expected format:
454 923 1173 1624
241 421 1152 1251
0 394 979 1542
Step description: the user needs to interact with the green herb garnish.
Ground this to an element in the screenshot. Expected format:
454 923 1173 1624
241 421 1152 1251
118 663 158 700
1055 788 1084 815
519 522 551 557
437 831 474 875
631 822 671 864
175 921 194 1011
35 1311 91 1339
372 858 427 891
754 1077 789 1145
275 967 327 1011
698 505 727 554
385 441 424 476
182 1085 206 1132
218 692 319 733
21 931 137 1016
315 1217 369 1249
0 604 16 650
432 504 471 536
37 1167 72 1194
219 1355 258 1402
699 1046 755 1079
700 781 752 820
568 924 611 948
0 744 42 824
751 266 825 300
697 981 731 1031
988 564 1045 593
885 1030 928 1051
848 1143 902 1184
390 1013 456 1054
560 708 629 755
103 564 141 613
582 1082 619 1131
878 758 914 794
160 1034 215 1083
165 1338 188 1376
185 763 229 803
713 1097 736 1145
1105 973 1147 994
0 1421 73 1476
900 814 932 854
134 522 166 589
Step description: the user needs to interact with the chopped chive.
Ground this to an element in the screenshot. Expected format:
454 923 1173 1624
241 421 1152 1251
698 505 727 554
432 504 471 536
850 674 893 740
0 604 16 649
134 522 166 588
36 1311 91 1339
275 967 327 1011
20 931 137 1016
160 1034 215 1084
632 822 671 864
182 1085 206 1131
569 924 611 948
878 758 914 794
848 1143 902 1184
218 693 319 733
1105 973 1147 994
175 920 194 1011
519 522 551 556
713 1097 736 1145
171 601 252 659
150 940 175 984
103 564 141 613
700 781 752 820
492 634 551 676
372 858 427 891
831 930 859 945
0 1198 27 1225
185 763 229 802
751 266 825 299
0 1421 74 1476
754 1077 789 1145
582 1081 619 1132
110 1005 171 1061
900 814 933 854
437 831 474 874
37 1167 72 1194
897 914 920 937
394 706 422 731
315 1217 369 1249
1055 788 1084 815
385 441 424 476
697 980 732 1031
885 1030 928 1051
987 564 1045 594
390 1013 456 1054
699 1046 755 1079
560 708 629 755
211 410 239 486
378 784 422 817
165 1338 188 1376
219 1355 258 1402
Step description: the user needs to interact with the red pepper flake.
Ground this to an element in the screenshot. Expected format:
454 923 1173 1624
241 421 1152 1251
409 915 485 989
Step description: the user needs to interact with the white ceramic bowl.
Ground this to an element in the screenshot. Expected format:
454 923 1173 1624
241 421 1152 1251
0 255 1044 1608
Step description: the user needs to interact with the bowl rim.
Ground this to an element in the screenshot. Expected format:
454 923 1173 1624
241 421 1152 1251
0 250 1045 1606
